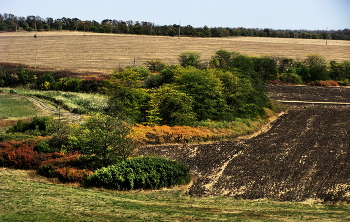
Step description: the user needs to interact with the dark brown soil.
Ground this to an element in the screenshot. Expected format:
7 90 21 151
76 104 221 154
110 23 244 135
137 85 350 202
268 84 350 104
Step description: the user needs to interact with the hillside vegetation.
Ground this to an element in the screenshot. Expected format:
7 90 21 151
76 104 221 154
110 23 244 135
1 31 350 210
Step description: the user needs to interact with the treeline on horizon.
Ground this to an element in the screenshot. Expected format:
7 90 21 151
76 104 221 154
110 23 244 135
1 13 350 40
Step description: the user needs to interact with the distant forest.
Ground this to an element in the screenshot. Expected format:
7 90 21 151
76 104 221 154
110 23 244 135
1 13 350 40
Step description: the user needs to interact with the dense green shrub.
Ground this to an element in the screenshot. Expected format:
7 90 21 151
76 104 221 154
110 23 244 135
173 66 227 121
86 156 191 190
304 54 329 81
144 59 166 73
34 139 59 153
66 115 136 169
178 52 204 69
329 60 350 81
146 85 197 126
280 72 303 84
105 68 149 121
6 116 55 136
252 56 278 81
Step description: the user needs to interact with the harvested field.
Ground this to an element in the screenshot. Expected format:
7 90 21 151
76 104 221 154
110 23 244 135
138 85 350 202
1 31 349 75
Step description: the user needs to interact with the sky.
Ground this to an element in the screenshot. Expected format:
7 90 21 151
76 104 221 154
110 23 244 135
1 0 349 30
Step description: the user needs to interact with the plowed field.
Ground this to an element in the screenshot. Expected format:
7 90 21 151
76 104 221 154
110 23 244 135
138 85 350 202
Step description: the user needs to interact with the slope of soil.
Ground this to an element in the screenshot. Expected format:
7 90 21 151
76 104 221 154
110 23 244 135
138 85 350 202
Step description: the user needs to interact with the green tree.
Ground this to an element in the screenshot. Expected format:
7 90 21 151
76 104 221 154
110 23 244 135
67 114 135 169
144 59 166 73
15 65 36 86
105 68 149 122
178 52 204 69
210 50 237 68
252 56 278 81
36 72 58 90
230 54 255 75
294 62 310 82
304 54 329 81
213 69 268 119
329 60 350 81
147 85 196 126
58 77 83 92
173 66 227 121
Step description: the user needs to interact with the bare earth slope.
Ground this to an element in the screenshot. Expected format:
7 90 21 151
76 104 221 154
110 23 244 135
138 85 350 202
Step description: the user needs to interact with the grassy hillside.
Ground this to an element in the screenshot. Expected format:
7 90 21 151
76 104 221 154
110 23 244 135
0 93 53 131
1 168 349 221
1 31 349 75
0 94 41 119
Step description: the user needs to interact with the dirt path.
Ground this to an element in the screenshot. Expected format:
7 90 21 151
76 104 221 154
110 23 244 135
138 85 350 202
25 96 81 122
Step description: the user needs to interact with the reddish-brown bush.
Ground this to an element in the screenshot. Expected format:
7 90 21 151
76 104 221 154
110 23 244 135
308 80 340 86
0 140 39 169
54 167 93 182
38 152 94 182
0 140 67 169
40 152 81 169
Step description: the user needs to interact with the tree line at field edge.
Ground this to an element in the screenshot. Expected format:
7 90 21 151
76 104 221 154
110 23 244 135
1 13 350 40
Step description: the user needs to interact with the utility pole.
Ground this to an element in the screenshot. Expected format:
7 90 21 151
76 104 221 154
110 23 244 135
34 22 37 37
178 21 181 39
326 27 328 46
57 106 61 131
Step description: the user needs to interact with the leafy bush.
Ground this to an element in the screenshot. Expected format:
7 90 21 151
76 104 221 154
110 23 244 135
6 116 55 136
280 72 303 84
66 115 136 169
304 54 329 81
144 59 166 73
329 60 350 81
178 52 204 69
86 156 191 190
105 68 149 121
146 85 196 126
34 139 59 153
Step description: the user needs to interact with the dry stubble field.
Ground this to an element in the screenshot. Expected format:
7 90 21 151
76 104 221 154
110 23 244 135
1 31 349 75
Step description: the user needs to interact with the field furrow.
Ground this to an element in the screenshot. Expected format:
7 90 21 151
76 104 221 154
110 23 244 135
138 85 350 201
